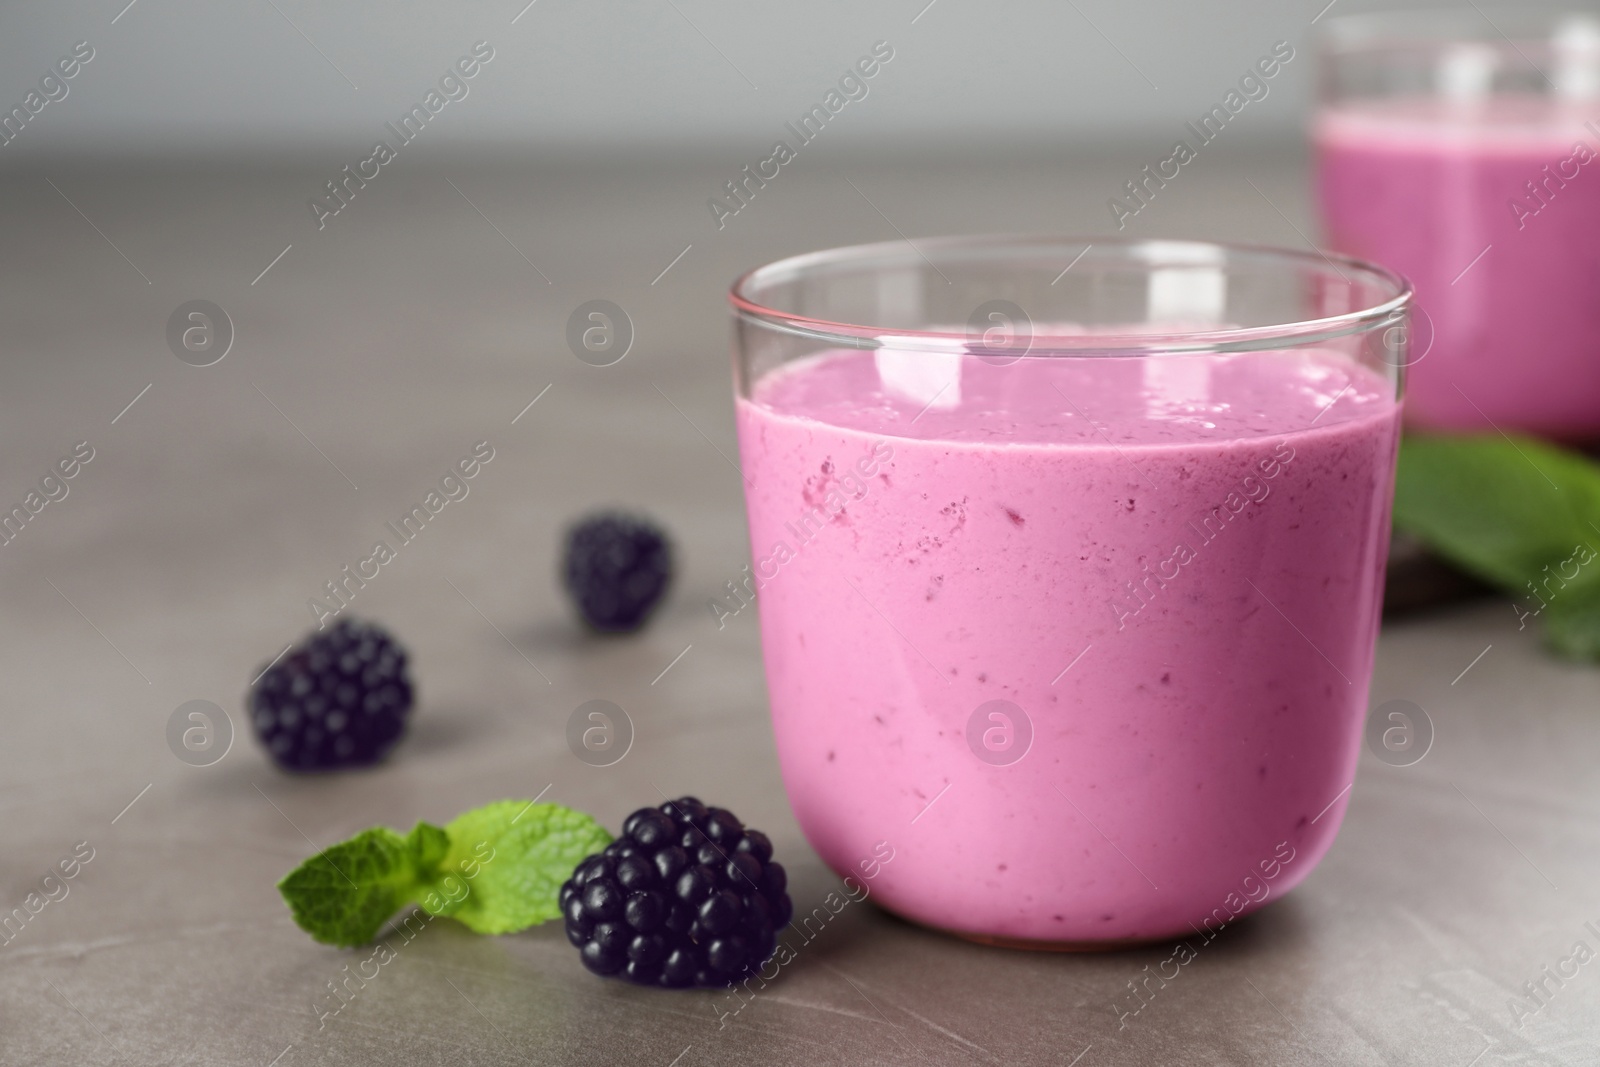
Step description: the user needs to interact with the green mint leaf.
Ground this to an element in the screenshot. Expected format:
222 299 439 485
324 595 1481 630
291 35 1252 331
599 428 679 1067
405 820 450 875
1394 435 1600 587
277 827 425 947
1394 435 1600 658
438 800 613 934
276 802 611 946
1544 597 1600 660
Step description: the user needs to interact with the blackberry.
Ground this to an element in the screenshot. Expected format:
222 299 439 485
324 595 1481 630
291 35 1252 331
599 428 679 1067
561 798 792 988
562 512 672 633
248 618 414 771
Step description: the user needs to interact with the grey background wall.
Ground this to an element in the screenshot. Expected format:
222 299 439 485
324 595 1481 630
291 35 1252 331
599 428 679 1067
2 0 1593 159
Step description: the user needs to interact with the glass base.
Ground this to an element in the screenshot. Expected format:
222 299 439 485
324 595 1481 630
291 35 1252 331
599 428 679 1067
913 916 1177 953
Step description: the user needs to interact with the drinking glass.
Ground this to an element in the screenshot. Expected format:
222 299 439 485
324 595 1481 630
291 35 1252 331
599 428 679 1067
1317 9 1600 437
730 236 1408 947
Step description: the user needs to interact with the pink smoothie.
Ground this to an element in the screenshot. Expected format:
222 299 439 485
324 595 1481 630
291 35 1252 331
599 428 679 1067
1317 96 1600 437
736 348 1400 944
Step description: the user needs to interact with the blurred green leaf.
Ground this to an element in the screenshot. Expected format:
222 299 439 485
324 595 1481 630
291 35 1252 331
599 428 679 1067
1544 598 1600 660
1394 434 1600 659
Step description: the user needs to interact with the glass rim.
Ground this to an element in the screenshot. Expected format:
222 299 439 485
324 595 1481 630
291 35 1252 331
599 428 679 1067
728 234 1412 356
1318 7 1600 52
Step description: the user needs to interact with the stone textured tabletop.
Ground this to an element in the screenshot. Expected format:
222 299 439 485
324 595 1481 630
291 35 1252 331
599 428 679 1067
0 148 1596 1066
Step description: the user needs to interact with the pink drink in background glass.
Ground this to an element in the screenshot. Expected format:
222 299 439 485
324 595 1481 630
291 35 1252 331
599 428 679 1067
729 238 1408 946
1316 13 1600 438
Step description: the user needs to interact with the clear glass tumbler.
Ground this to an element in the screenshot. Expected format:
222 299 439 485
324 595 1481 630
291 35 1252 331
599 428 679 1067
1316 10 1600 438
729 236 1408 948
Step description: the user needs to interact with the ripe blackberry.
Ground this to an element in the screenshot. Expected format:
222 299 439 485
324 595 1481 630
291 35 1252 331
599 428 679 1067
562 512 672 633
561 798 792 988
248 618 414 771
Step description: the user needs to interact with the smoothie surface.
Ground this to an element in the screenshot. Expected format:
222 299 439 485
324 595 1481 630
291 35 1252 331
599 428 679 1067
746 347 1392 446
1316 94 1600 151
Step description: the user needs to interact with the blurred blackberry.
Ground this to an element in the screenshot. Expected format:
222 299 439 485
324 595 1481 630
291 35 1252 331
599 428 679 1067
248 618 414 771
562 512 672 633
561 797 792 988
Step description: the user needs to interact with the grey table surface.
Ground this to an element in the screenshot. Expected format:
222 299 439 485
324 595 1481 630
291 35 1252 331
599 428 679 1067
0 145 1596 1067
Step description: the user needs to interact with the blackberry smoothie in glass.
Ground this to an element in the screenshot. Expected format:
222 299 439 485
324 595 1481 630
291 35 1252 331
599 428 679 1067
1316 11 1600 437
730 238 1408 946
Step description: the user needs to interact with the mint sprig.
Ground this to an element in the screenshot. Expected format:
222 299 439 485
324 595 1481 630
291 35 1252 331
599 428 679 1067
1394 434 1600 658
278 800 612 947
